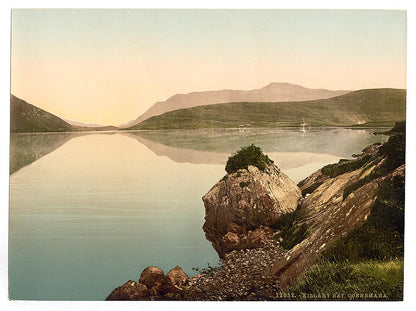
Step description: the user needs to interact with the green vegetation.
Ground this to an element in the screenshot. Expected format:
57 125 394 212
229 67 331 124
225 144 274 174
128 89 406 130
325 174 404 262
343 122 405 199
285 122 405 300
239 181 250 188
286 259 403 300
274 207 308 250
11 95 74 133
10 95 119 133
323 123 405 261
321 155 372 178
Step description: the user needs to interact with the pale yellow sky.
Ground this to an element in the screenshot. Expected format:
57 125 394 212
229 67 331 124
11 9 407 126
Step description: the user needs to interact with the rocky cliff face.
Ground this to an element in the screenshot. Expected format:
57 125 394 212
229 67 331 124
271 138 405 289
202 164 302 258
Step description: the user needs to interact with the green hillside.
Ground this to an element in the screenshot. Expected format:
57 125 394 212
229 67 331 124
128 89 406 130
10 95 119 133
11 95 74 133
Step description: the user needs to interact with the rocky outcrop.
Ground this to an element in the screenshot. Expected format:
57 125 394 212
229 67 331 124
202 164 302 258
106 266 189 300
271 163 405 289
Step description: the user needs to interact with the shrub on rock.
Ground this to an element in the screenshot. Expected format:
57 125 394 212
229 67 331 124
225 144 274 174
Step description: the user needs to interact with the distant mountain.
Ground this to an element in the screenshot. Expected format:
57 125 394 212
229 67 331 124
63 119 107 128
11 95 74 133
121 82 351 128
127 88 406 130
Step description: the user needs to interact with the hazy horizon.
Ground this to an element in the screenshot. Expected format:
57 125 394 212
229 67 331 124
11 9 407 126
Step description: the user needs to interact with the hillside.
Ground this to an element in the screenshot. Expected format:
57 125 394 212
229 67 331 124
11 95 74 133
10 95 118 133
123 82 351 127
127 88 406 130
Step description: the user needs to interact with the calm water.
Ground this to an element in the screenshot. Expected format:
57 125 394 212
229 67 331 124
9 128 388 300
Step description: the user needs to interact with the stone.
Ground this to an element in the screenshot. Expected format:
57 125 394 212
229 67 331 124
106 280 148 300
139 266 165 289
202 164 301 257
227 222 246 235
247 228 268 248
222 232 241 251
165 266 189 287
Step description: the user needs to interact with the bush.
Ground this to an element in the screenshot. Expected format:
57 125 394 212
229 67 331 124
225 144 274 174
239 181 250 188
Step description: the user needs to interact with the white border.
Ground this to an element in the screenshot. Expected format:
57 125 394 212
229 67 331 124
1 1 415 311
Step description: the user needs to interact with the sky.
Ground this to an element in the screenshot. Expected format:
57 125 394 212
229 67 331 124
11 9 407 126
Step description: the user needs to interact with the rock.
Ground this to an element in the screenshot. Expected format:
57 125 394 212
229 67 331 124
227 222 246 235
222 232 241 252
106 280 148 300
139 266 165 289
247 228 268 248
202 164 301 257
271 163 406 289
354 143 382 160
165 266 189 287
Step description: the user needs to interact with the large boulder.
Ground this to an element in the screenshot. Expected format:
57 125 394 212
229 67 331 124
106 280 148 300
165 266 189 287
202 164 302 257
139 266 165 288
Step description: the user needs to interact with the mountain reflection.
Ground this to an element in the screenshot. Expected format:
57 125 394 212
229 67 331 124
10 133 83 174
123 128 386 168
123 130 344 171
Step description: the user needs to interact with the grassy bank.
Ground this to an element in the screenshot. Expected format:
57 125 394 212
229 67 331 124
285 259 403 301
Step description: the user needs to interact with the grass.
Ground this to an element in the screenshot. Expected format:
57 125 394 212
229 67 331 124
321 155 372 178
128 89 406 130
286 259 403 300
225 144 274 174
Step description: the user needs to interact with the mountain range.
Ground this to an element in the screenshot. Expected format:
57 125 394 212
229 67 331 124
127 88 406 130
10 83 406 133
121 82 351 128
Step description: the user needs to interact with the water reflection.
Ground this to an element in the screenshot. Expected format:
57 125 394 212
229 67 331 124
10 133 83 174
124 128 385 156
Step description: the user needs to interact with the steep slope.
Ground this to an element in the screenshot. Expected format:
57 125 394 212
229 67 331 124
10 95 119 133
127 88 405 130
11 95 74 133
123 82 351 127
